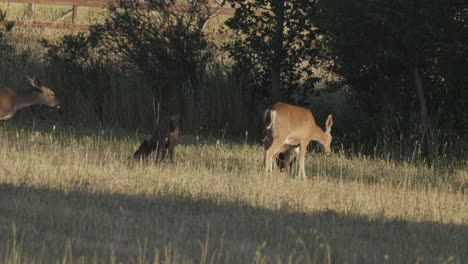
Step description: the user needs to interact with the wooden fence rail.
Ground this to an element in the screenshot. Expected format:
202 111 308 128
0 0 248 36
3 0 112 8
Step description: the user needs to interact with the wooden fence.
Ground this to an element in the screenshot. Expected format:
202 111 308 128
0 0 248 35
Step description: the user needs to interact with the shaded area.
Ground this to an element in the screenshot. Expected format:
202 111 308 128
0 184 466 263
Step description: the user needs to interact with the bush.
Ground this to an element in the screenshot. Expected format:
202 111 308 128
0 10 14 52
40 0 257 135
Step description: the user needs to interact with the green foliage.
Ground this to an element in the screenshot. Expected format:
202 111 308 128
225 0 320 104
42 0 213 93
41 31 103 68
38 0 253 133
41 32 110 120
90 0 214 89
0 9 14 51
313 0 467 160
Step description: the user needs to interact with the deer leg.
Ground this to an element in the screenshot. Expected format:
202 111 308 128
265 140 284 173
279 148 290 174
292 147 299 175
285 146 299 175
284 150 292 175
160 145 167 162
272 153 280 171
155 141 161 164
168 144 175 162
298 142 308 180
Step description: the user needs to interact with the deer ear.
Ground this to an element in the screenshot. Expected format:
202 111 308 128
27 76 42 91
33 77 43 88
326 114 333 132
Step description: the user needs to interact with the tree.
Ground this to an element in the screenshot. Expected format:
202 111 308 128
313 0 467 163
42 0 215 120
225 0 320 105
91 0 214 90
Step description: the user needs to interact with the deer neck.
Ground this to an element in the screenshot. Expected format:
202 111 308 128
311 124 326 142
13 90 41 110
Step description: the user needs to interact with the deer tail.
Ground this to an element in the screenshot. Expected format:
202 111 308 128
262 107 276 149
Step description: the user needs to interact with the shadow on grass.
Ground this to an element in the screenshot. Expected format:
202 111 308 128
0 183 466 263
0 119 254 147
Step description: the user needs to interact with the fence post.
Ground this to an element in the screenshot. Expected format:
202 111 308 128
28 3 34 18
71 5 78 34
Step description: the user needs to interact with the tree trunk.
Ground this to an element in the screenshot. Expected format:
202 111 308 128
411 62 432 165
270 0 285 103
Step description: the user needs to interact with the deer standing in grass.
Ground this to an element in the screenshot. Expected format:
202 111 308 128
263 102 333 180
133 116 179 164
276 146 298 174
0 77 61 120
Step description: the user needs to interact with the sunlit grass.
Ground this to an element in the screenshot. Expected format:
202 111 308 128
0 3 466 263
0 123 466 263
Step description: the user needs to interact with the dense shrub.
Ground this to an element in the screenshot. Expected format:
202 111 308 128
225 0 321 105
312 0 467 162
0 10 14 51
39 0 246 133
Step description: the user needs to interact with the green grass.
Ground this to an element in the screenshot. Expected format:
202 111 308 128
0 122 467 263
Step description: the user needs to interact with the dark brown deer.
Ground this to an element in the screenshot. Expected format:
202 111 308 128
277 145 299 174
263 102 333 179
133 116 179 164
0 76 60 120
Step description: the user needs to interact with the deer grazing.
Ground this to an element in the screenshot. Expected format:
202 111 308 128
133 116 179 164
263 102 333 179
0 76 60 120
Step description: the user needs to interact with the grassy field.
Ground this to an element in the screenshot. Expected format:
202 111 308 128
0 2 467 263
0 121 466 263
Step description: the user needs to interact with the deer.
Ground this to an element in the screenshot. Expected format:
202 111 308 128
263 102 333 180
0 76 60 120
277 146 299 174
133 116 179 164
264 125 298 174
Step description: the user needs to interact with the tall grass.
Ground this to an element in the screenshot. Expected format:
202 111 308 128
2 4 466 166
0 4 466 264
0 123 467 263
0 24 256 138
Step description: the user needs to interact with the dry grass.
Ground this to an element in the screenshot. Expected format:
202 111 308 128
0 122 466 263
0 2 231 39
0 3 467 263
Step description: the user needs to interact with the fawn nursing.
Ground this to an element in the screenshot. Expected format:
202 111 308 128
263 102 333 179
134 116 179 164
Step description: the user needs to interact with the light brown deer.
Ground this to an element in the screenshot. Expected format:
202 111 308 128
263 129 297 174
263 102 333 179
133 116 179 164
0 77 60 120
